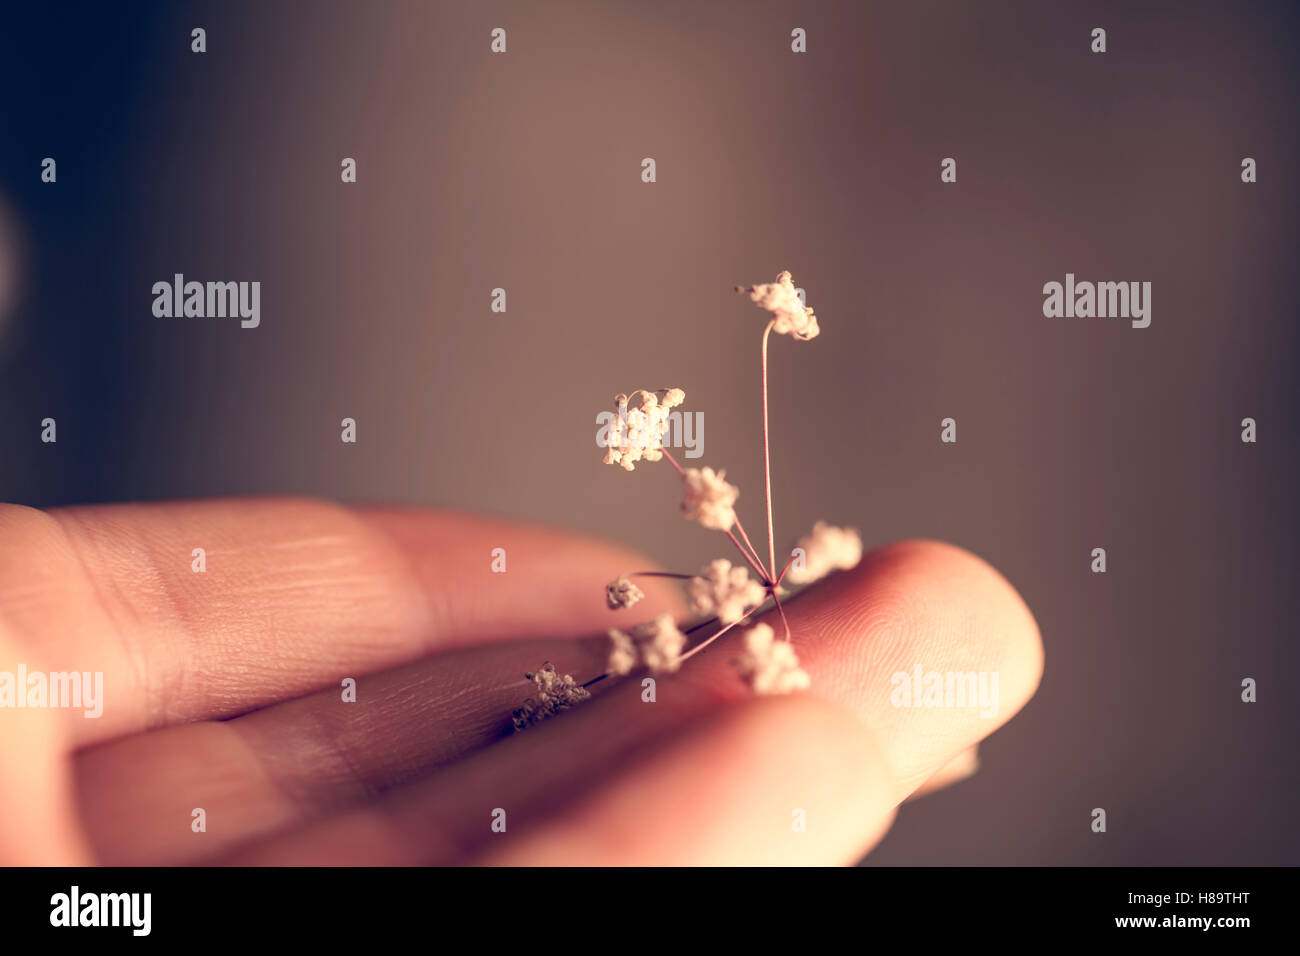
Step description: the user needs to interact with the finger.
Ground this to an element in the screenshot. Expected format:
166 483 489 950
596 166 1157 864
0 498 683 747
213 539 1040 865
478 694 897 865
74 637 609 865
0 625 91 864
752 539 1042 799
908 745 980 799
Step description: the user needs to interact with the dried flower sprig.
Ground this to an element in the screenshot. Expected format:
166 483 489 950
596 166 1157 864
510 271 860 729
601 388 686 471
511 663 592 731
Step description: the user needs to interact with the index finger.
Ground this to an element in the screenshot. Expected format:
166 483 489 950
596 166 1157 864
0 497 683 748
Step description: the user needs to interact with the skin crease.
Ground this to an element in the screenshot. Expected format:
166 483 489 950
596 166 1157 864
0 497 1042 866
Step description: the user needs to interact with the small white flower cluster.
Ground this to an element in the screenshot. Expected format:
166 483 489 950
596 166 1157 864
601 388 686 471
605 576 644 610
607 612 687 675
579 269 850 704
786 521 863 585
681 466 739 531
734 623 811 695
687 558 766 624
736 270 820 341
511 663 592 731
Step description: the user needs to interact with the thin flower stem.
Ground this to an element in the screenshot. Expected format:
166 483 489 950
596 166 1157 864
760 318 777 586
625 570 694 580
775 555 796 587
685 615 720 635
661 450 768 583
772 588 792 642
582 613 719 687
677 599 768 664
727 529 770 583
733 516 771 583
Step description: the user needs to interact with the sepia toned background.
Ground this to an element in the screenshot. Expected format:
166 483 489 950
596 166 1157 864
1 0 1296 864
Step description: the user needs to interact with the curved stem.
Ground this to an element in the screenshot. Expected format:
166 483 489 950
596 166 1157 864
760 319 777 583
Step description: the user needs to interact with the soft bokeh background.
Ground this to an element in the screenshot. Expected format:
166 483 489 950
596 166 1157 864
1 0 1296 864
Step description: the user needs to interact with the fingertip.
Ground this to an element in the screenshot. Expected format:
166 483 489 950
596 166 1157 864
767 537 1043 797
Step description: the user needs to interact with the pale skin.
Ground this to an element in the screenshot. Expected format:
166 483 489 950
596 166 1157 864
0 497 1042 865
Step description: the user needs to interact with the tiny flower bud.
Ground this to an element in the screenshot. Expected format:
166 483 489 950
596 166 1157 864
605 576 645 610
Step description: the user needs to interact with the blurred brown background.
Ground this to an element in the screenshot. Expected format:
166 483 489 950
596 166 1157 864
1 0 1296 864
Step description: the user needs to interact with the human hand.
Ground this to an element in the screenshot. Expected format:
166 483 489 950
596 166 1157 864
0 497 1041 865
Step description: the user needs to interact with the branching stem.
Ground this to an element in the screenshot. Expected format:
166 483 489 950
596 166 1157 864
733 516 771 583
677 600 767 664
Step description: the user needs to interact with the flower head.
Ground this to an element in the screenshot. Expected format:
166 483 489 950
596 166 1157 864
736 270 819 341
601 388 686 471
605 576 645 610
687 558 766 624
606 612 687 675
607 628 639 675
785 521 863 585
733 623 811 694
511 662 592 731
681 466 739 531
